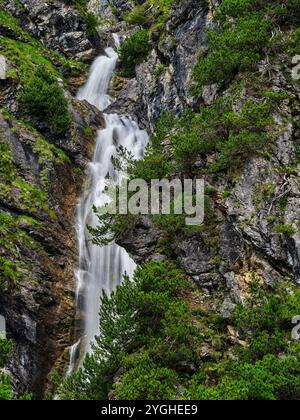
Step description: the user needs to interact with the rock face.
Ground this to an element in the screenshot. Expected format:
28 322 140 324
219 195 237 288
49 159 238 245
107 0 213 130
3 0 97 61
0 0 104 398
0 103 103 398
104 0 300 314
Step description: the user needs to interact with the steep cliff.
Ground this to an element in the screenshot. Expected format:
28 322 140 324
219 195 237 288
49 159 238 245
1 0 300 401
59 0 300 400
0 0 104 398
99 0 300 314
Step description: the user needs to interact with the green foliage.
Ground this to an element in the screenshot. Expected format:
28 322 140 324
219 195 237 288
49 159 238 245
130 111 174 180
0 214 36 288
0 373 12 400
83 126 95 138
67 0 99 37
84 12 99 37
184 286 300 400
0 338 13 368
0 338 13 400
0 119 60 218
289 26 300 56
0 37 61 80
59 261 199 400
0 9 25 36
194 0 300 87
194 14 270 86
0 211 38 256
185 353 300 400
232 285 300 361
119 30 151 77
124 0 173 39
0 338 31 400
114 355 179 400
219 0 300 26
20 68 71 135
0 143 15 183
133 88 278 177
274 224 296 238
0 7 85 80
60 260 300 401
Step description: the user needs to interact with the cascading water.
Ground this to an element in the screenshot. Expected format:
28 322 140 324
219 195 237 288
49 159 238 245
69 36 148 366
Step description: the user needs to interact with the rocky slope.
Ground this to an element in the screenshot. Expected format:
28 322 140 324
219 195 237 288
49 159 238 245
0 0 104 398
98 0 300 308
1 0 300 400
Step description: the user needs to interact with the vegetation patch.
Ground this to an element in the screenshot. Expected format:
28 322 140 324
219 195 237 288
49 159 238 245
58 262 300 400
119 30 152 77
124 0 173 39
66 0 99 37
19 68 71 135
0 338 13 400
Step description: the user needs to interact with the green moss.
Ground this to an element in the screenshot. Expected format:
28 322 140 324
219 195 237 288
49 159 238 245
0 9 26 35
13 178 56 218
0 143 16 183
0 7 85 77
0 257 26 288
83 126 95 139
0 209 47 288
33 135 70 190
0 211 39 255
0 37 61 80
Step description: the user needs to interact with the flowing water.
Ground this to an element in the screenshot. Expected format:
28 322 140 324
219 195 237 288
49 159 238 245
68 37 148 367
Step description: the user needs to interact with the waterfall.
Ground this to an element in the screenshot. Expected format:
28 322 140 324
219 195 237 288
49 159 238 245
69 36 148 364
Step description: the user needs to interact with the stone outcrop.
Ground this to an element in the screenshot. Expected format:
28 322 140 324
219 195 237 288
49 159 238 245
0 101 103 398
3 0 98 61
107 0 214 131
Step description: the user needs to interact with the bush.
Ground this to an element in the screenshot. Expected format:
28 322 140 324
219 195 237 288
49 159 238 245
219 0 300 26
193 14 270 86
119 30 151 77
59 261 198 400
185 353 300 400
20 68 71 135
84 12 99 37
0 338 13 368
184 287 300 400
114 358 179 400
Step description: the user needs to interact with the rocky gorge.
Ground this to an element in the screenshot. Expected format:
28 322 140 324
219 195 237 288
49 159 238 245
1 0 300 401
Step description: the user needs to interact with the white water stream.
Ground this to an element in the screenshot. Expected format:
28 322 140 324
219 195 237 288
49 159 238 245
68 37 148 370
